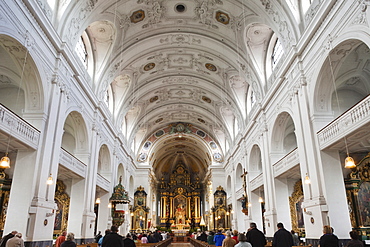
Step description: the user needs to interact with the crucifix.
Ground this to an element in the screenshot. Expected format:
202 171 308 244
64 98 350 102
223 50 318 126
241 168 248 197
240 168 249 215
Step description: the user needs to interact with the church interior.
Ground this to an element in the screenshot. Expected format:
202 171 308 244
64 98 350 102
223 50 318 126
0 0 370 246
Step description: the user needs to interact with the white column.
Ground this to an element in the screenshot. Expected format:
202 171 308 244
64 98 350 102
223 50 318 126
68 178 86 237
260 127 276 237
320 150 351 239
250 191 263 229
274 178 291 230
293 82 332 240
6 81 67 242
97 192 110 233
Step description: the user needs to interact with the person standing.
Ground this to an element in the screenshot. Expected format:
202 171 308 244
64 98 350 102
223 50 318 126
0 231 17 247
60 233 77 247
95 231 102 243
123 233 136 247
232 230 239 244
319 225 339 247
214 230 226 246
55 231 67 247
102 226 124 247
346 230 364 247
272 223 294 247
291 230 299 246
222 231 236 247
208 231 216 245
246 223 266 247
5 233 24 247
98 229 111 247
235 233 252 247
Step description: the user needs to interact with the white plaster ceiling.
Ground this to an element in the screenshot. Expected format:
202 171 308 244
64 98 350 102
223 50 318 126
74 0 275 180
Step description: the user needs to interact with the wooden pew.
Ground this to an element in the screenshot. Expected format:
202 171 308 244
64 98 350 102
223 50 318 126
189 238 209 247
136 237 173 247
77 243 98 247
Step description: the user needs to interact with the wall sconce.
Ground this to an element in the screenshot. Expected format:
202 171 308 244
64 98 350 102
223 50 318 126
95 198 101 204
46 174 53 185
247 202 252 207
108 203 112 208
258 197 264 203
304 173 311 184
304 208 312 215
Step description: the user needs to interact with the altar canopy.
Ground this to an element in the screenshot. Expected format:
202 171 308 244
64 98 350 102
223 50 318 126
158 162 203 229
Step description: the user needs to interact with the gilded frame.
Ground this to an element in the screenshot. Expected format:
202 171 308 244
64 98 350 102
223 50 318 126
54 180 70 235
289 180 304 233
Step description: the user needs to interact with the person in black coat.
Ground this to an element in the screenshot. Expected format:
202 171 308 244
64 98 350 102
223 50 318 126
272 223 294 247
246 223 266 247
319 225 339 247
102 225 124 247
197 231 208 242
153 230 163 243
0 231 17 247
123 233 136 247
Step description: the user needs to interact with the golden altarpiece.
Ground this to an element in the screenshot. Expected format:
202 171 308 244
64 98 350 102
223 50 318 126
289 180 305 234
0 170 11 236
158 162 202 230
54 180 70 236
345 153 370 238
130 186 149 230
211 186 231 230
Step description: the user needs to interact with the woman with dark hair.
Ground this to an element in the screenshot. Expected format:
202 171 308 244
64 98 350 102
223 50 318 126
346 230 363 247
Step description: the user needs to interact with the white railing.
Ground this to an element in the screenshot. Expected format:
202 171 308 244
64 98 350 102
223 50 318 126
273 148 299 177
97 173 110 191
235 187 243 199
317 95 370 149
250 173 263 191
59 148 87 178
0 104 40 149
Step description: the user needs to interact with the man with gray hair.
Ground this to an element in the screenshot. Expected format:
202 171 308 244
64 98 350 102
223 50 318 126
222 230 236 247
0 231 17 247
5 233 24 247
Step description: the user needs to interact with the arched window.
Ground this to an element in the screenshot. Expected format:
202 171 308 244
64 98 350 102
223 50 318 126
301 0 313 15
251 90 256 106
75 36 88 68
271 38 283 70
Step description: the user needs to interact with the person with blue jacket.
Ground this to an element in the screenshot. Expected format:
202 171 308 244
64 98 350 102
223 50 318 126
214 230 226 246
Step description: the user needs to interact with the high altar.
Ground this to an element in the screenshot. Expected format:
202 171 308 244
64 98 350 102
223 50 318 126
158 162 203 230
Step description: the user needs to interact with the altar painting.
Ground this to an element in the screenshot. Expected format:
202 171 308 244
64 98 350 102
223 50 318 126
174 195 186 225
358 181 370 226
